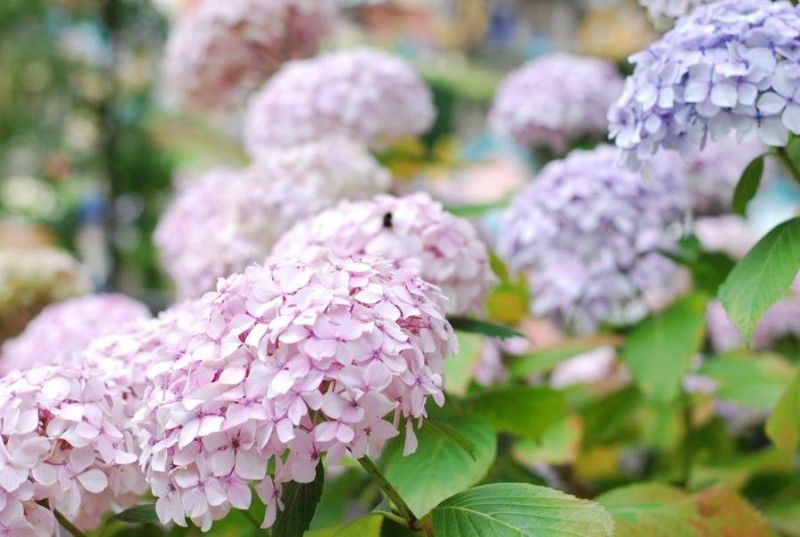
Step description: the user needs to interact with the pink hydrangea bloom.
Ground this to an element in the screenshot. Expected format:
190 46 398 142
243 48 435 155
489 53 623 153
0 365 145 534
164 0 338 108
707 276 800 352
271 193 493 315
134 253 456 531
155 139 391 299
1 294 151 375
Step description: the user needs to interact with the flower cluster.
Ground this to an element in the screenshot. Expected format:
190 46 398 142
0 366 145 535
1 294 151 375
155 138 391 299
684 137 765 215
497 146 690 334
0 247 89 342
164 0 337 108
707 276 800 351
271 193 493 315
134 254 456 531
610 0 800 167
243 48 435 155
489 53 623 153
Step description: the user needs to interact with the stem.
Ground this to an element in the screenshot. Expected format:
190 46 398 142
358 456 419 530
775 146 800 185
54 509 88 537
677 391 695 489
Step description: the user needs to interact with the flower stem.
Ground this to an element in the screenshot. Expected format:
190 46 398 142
677 390 695 489
775 146 800 185
358 456 419 530
54 509 88 537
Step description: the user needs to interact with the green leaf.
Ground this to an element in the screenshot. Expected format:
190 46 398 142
383 416 496 517
420 417 476 459
597 483 775 536
688 252 737 295
513 414 583 465
509 336 622 379
306 514 384 537
621 294 707 404
766 371 800 456
719 217 800 341
112 504 160 525
467 386 568 439
448 317 524 339
273 461 325 537
443 332 483 396
432 483 614 537
699 352 795 411
580 386 642 447
733 155 765 215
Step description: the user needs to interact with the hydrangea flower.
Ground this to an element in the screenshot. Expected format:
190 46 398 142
489 53 624 153
684 137 766 215
271 193 493 315
134 253 456 531
164 0 337 108
497 146 690 334
0 247 89 343
610 0 800 167
0 365 145 534
1 294 151 374
707 276 800 351
155 138 391 299
243 48 435 155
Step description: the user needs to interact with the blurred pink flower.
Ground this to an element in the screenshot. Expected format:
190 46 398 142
164 0 337 108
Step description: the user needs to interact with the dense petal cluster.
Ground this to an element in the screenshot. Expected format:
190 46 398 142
243 48 435 155
164 0 337 108
684 137 765 215
0 247 89 342
0 366 145 535
707 276 800 351
1 294 151 374
497 146 690 334
134 254 456 531
489 53 623 152
271 193 493 315
610 0 800 167
155 138 391 299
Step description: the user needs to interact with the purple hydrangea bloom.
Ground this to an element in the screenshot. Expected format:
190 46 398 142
490 53 624 153
640 0 719 25
243 48 435 155
497 146 690 334
610 0 800 167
